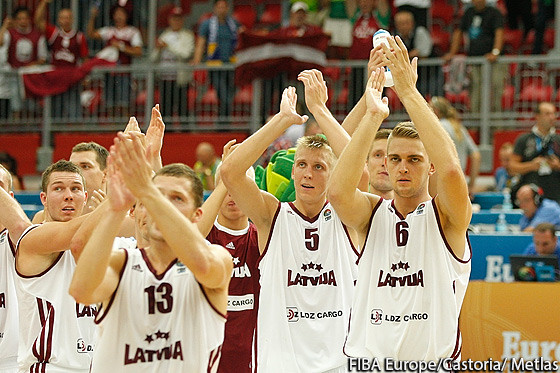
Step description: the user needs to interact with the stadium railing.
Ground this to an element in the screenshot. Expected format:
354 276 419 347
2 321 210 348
0 54 559 172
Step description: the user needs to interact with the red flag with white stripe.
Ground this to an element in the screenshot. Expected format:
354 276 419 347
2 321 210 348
234 31 330 86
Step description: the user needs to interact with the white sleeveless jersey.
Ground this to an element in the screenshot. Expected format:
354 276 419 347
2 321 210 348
15 225 97 372
91 247 226 373
0 229 18 372
344 199 471 361
256 202 358 373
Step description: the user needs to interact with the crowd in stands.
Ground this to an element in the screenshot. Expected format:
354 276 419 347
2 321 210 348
0 0 557 121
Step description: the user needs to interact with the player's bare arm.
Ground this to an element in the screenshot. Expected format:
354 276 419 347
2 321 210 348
17 201 113 276
197 140 237 237
70 158 133 305
145 105 165 171
382 36 471 258
341 47 385 136
220 87 308 252
328 69 388 241
299 69 370 192
0 185 31 242
114 133 233 294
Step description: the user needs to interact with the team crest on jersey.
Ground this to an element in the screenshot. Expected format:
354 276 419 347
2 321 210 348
377 261 424 288
370 309 383 324
323 209 332 221
415 203 426 215
286 307 299 322
76 338 94 353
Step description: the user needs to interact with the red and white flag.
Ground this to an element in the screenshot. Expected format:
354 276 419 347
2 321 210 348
22 46 118 97
234 31 330 86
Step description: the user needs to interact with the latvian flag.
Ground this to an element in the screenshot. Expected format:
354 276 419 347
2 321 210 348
22 46 118 98
235 31 330 86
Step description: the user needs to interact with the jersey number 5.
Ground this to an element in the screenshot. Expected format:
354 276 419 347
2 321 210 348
305 228 319 251
145 283 173 314
396 221 409 246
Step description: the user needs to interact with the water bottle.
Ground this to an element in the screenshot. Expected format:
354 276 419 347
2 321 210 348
495 213 508 232
502 188 512 210
372 30 394 87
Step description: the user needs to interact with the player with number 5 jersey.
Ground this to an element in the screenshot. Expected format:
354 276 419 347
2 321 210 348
221 76 362 373
329 38 471 361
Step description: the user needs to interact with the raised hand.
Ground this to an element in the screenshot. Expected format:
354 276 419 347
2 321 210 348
279 87 308 126
379 36 418 97
221 139 239 163
367 46 386 79
145 104 165 170
105 156 135 212
123 116 141 134
365 68 390 119
87 189 107 211
111 132 153 199
298 69 328 113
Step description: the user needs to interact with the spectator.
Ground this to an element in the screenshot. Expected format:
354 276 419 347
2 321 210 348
151 7 194 118
35 0 88 121
516 184 560 232
444 0 505 112
194 142 221 192
394 0 430 28
430 96 481 196
0 152 23 190
275 2 324 37
495 142 518 191
193 0 241 122
504 0 533 37
0 19 10 119
0 7 47 118
532 0 554 54
524 223 560 268
88 5 143 118
348 0 383 107
394 10 441 96
509 102 560 203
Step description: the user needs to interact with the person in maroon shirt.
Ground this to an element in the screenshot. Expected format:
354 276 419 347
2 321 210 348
273 2 324 38
35 0 89 121
349 0 382 107
0 6 47 118
197 140 259 373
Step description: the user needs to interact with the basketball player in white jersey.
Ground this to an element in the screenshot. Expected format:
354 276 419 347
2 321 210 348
0 165 31 373
220 83 359 372
15 160 116 372
69 132 232 372
328 37 471 362
367 129 394 199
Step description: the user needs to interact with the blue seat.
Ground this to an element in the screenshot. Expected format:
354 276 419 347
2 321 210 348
470 211 523 225
14 192 42 206
473 192 505 210
21 204 43 220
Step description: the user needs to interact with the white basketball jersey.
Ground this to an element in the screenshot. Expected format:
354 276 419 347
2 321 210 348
91 247 226 373
344 199 471 361
0 229 18 372
15 225 97 372
256 202 358 373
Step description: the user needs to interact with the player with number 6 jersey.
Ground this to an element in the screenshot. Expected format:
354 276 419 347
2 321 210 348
329 39 472 361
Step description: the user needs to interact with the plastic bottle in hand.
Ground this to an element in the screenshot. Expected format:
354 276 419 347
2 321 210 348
372 29 394 87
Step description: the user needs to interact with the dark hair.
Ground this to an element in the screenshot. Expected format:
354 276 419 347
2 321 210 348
71 142 109 170
155 163 204 208
41 160 85 192
0 152 18 175
12 6 30 18
374 128 392 141
110 5 130 23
